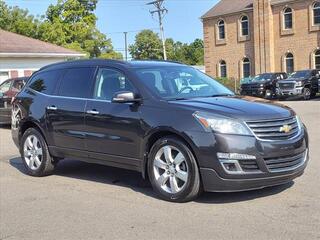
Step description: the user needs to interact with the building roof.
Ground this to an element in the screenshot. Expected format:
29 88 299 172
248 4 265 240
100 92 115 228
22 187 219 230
202 0 254 19
0 29 85 58
201 0 299 19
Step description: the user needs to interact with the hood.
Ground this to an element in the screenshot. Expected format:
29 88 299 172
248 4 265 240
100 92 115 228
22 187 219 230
241 80 270 86
278 77 306 83
169 96 294 121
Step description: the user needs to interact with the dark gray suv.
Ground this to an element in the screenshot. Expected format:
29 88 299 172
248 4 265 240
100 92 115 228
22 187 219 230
12 60 309 202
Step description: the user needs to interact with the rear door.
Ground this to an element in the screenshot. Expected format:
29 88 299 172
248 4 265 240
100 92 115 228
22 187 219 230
46 67 96 155
84 67 142 168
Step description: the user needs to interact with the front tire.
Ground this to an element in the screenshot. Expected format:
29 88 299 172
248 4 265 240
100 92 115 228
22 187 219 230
265 89 273 99
303 87 311 100
148 136 201 202
20 128 56 177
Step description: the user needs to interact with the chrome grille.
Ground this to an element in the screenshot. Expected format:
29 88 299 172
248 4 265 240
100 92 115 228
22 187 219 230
264 151 307 173
246 117 300 141
279 82 295 90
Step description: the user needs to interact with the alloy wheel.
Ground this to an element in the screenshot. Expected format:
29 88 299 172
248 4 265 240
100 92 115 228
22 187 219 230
153 145 188 194
23 135 43 170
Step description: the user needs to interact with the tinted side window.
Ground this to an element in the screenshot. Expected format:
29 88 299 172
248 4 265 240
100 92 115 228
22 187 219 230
0 81 11 94
28 70 62 94
12 79 25 92
58 67 95 98
93 68 134 101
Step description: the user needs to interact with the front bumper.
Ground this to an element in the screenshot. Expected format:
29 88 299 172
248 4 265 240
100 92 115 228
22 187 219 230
200 151 308 192
188 127 309 192
200 167 305 192
240 88 265 97
278 87 303 96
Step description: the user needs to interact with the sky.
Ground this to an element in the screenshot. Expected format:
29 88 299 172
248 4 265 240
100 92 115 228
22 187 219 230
4 0 218 56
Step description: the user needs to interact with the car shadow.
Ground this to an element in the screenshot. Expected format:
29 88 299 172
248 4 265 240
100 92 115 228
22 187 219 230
278 95 320 102
196 182 293 204
9 157 294 204
0 124 11 129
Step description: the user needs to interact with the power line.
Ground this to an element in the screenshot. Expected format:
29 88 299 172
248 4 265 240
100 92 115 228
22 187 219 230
147 0 168 60
106 28 160 35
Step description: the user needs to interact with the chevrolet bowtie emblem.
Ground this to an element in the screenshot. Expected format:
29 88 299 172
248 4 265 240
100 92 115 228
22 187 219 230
279 125 292 133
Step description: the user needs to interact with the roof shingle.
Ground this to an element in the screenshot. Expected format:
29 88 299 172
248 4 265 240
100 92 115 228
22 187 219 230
202 0 254 19
0 29 84 56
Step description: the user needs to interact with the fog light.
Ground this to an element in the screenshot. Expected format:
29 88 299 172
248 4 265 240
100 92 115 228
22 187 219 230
217 153 257 174
223 162 238 172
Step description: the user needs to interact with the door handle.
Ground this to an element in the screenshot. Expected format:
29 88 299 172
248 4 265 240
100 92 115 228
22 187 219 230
47 106 58 111
86 110 100 115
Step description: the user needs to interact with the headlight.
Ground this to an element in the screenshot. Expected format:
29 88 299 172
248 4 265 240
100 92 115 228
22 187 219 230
260 84 264 87
295 81 303 87
193 112 252 135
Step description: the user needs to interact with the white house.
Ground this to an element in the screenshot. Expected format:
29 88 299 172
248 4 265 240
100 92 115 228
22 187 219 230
0 29 85 83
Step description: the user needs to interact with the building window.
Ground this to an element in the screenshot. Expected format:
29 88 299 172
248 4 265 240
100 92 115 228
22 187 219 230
285 53 294 74
240 16 249 36
315 50 320 69
0 71 9 83
313 2 320 25
242 58 251 78
219 60 227 78
283 7 293 29
217 20 225 40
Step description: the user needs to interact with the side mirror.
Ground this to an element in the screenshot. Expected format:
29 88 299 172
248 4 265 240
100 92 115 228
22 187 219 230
112 91 141 103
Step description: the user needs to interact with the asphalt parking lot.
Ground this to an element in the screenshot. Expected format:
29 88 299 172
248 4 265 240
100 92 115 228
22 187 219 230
0 99 319 240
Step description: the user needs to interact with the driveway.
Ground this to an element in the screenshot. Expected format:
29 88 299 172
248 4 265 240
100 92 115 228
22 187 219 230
0 100 319 240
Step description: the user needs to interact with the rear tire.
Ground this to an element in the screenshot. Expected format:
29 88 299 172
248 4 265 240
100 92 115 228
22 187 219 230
20 128 56 177
148 136 201 202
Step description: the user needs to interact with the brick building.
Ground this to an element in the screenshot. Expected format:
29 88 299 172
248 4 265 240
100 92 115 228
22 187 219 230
0 29 85 84
202 0 320 80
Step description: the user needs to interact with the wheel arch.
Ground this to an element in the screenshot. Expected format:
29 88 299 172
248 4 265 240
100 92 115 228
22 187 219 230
19 119 46 145
141 127 199 179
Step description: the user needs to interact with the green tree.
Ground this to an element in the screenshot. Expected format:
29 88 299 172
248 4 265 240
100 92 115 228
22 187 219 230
129 30 163 60
0 0 121 59
43 0 111 57
185 38 204 65
0 1 40 38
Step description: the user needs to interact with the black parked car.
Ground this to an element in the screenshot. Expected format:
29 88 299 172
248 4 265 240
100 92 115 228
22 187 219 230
240 72 287 99
12 60 309 202
0 77 28 124
277 70 320 100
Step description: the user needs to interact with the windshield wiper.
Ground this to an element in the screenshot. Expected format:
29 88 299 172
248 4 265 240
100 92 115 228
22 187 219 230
169 97 190 101
210 94 234 97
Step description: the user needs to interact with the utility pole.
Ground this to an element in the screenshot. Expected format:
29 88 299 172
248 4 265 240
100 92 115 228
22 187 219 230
147 0 168 60
124 32 128 61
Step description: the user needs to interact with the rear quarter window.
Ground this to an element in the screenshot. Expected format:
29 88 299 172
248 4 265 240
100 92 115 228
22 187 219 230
58 67 95 98
28 70 62 95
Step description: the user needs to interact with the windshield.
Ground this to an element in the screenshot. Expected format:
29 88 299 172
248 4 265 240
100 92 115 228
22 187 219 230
240 77 253 84
134 66 234 100
252 73 273 82
289 71 311 79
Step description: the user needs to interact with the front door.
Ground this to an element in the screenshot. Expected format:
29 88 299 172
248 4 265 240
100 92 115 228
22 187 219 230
84 68 143 168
